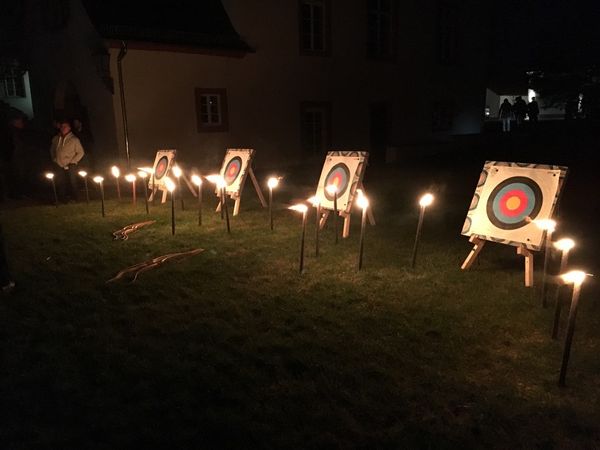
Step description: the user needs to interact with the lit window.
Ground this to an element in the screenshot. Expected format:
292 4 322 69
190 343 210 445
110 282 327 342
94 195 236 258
367 0 396 59
299 0 330 55
195 88 228 132
0 74 25 98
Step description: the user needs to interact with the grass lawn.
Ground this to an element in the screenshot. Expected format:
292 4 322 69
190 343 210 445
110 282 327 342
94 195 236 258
1 165 599 449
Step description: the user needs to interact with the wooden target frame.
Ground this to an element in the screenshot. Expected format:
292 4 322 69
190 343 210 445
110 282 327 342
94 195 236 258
315 150 375 238
148 149 176 203
214 149 266 216
461 161 568 286
147 149 196 203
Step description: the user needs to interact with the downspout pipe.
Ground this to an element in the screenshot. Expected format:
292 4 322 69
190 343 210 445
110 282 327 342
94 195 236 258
117 40 131 169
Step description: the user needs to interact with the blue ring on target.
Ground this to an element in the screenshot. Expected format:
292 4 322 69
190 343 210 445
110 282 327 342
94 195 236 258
486 176 543 230
323 163 351 201
224 156 242 186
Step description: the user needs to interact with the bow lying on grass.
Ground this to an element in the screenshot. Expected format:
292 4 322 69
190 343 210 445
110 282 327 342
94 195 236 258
107 248 204 283
112 220 156 240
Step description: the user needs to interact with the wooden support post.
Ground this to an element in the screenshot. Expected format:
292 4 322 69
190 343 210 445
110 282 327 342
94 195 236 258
182 174 198 197
367 207 376 226
342 212 351 238
319 210 330 230
161 189 168 204
461 236 486 270
517 245 534 287
233 196 241 216
248 168 267 207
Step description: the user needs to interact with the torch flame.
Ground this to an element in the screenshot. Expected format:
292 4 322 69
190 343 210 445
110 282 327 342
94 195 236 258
419 193 434 207
554 238 575 252
164 177 176 192
561 270 587 285
78 170 87 177
307 195 320 207
125 174 136 182
356 192 369 210
111 166 120 178
45 172 54 180
93 176 104 184
137 170 148 179
326 184 338 195
534 219 556 232
268 177 279 189
172 165 182 178
289 204 308 214
206 174 225 189
191 175 202 186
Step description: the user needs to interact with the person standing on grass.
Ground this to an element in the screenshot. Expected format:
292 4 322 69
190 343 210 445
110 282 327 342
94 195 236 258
49 119 85 202
528 97 540 124
499 99 512 132
513 96 528 127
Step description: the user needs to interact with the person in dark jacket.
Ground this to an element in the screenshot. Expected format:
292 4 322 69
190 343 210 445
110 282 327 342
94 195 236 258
528 97 540 123
499 99 513 132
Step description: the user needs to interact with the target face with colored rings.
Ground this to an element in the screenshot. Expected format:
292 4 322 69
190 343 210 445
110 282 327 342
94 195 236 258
224 156 242 186
154 156 169 180
486 176 543 230
323 163 351 201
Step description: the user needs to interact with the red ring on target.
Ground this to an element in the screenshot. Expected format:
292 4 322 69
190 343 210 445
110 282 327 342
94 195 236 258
498 189 528 217
154 156 169 180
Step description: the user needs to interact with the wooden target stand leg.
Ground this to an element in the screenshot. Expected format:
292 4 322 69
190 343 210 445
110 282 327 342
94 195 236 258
319 210 330 229
181 174 198 197
517 245 534 287
148 186 168 204
318 183 376 238
461 236 487 270
215 168 266 216
342 212 351 238
462 236 534 287
248 167 267 208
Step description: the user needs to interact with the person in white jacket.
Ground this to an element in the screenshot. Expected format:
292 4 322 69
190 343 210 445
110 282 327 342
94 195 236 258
49 119 85 201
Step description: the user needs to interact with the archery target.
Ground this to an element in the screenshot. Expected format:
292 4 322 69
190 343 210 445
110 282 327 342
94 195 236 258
224 156 242 186
315 152 368 213
486 177 543 230
219 149 253 195
154 156 169 180
151 150 176 188
323 163 351 201
462 162 564 250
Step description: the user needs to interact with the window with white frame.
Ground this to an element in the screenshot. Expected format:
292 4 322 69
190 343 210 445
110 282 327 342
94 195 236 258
299 0 330 54
1 73 25 98
367 0 396 59
195 88 228 132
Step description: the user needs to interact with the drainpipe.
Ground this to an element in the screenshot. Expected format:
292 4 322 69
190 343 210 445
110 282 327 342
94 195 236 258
117 40 131 169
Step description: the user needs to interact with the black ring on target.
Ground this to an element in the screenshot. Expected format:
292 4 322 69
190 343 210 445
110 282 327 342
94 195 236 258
154 156 169 180
486 176 543 230
224 156 242 186
323 163 351 201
